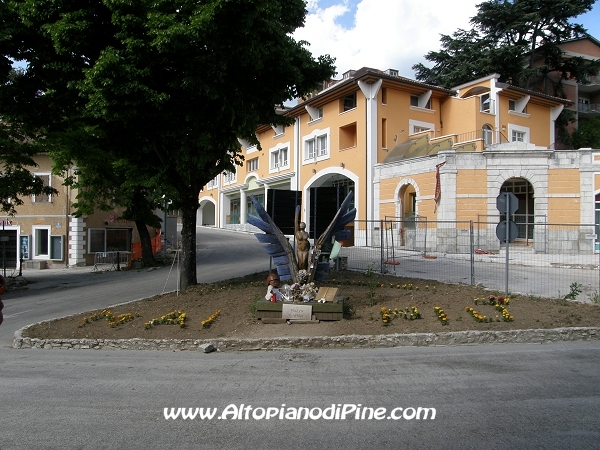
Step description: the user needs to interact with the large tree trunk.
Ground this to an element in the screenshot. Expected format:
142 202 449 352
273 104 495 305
180 202 198 290
135 220 154 266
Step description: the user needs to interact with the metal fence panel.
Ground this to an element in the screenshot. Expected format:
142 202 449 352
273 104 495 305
338 219 474 286
92 251 132 272
472 222 599 300
333 220 600 301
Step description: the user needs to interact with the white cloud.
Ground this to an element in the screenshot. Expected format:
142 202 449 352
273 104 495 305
294 0 481 78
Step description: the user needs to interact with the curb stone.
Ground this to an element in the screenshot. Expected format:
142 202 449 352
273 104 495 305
13 325 600 352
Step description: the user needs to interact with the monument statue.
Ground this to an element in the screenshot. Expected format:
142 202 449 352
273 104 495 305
295 207 310 270
248 191 356 284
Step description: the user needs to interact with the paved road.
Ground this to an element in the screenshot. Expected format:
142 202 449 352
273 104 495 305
1 227 600 449
0 226 271 347
2 342 600 449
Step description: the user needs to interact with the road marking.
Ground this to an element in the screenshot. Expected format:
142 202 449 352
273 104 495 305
4 309 35 318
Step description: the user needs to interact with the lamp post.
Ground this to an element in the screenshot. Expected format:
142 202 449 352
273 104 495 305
163 196 167 259
1 221 8 278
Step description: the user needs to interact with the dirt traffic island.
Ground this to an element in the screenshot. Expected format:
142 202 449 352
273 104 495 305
22 270 600 342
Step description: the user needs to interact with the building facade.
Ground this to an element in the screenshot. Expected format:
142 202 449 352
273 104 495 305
535 35 600 132
0 153 159 270
200 67 600 252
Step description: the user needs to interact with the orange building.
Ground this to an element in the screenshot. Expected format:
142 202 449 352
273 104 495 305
199 67 600 252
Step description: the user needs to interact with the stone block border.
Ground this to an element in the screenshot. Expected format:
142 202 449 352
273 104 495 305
13 325 600 352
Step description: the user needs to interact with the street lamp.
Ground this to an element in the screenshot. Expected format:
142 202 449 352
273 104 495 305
1 221 9 277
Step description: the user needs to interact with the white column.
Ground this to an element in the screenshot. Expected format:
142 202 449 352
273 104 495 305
358 78 382 223
550 104 564 148
263 184 269 211
293 117 300 192
68 216 87 266
216 173 222 228
240 188 247 225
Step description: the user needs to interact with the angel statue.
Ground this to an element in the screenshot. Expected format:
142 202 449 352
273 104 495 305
247 191 356 284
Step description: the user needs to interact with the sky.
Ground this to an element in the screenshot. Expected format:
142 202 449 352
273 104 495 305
293 0 600 79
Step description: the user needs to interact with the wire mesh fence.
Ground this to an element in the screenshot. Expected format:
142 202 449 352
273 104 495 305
335 219 600 301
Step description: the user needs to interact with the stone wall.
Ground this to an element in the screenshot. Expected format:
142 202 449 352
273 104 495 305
13 326 600 352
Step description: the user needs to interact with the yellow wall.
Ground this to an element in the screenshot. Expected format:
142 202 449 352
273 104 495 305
496 96 552 147
14 154 68 218
379 202 396 219
456 169 487 196
379 178 398 203
548 168 580 194
377 87 443 163
299 88 366 179
441 96 480 139
241 126 294 183
547 168 581 223
377 172 439 220
455 79 492 98
547 197 581 223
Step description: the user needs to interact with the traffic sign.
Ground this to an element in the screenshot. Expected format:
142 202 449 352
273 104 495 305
496 192 519 215
496 220 518 243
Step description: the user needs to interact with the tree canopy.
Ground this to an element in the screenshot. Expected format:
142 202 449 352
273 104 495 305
0 65 56 214
0 119 57 215
567 117 600 149
1 0 336 288
412 0 600 93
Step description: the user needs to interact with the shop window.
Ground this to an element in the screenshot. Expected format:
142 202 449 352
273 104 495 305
88 228 131 253
247 194 264 220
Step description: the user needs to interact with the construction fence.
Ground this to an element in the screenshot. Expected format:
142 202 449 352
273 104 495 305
334 218 600 301
131 235 163 261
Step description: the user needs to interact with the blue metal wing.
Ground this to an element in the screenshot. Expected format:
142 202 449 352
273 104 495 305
247 195 299 283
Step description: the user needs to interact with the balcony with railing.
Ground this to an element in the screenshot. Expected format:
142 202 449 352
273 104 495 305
435 129 510 152
578 102 600 116
384 128 518 162
583 74 600 85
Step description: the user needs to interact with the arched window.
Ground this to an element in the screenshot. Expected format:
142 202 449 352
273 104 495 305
482 124 493 148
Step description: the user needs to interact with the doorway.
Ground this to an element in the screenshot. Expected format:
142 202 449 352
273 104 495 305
500 178 534 242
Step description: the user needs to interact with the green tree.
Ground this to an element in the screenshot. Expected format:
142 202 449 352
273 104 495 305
1 0 335 289
0 120 56 215
49 127 163 266
413 0 600 92
0 66 56 214
568 117 600 149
